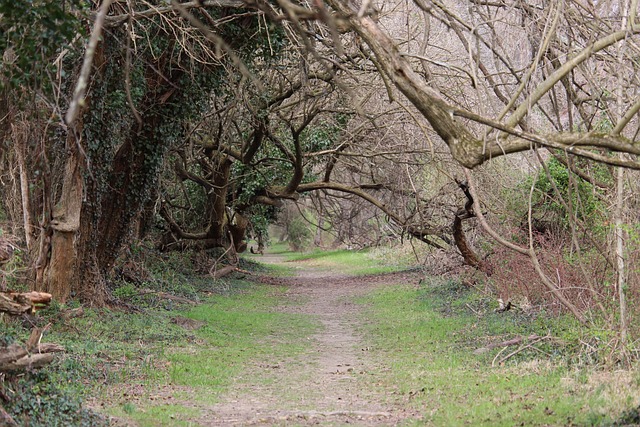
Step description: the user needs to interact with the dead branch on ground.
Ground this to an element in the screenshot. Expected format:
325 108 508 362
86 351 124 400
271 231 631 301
0 326 65 372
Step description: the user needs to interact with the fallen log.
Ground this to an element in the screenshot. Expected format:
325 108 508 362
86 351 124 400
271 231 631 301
0 291 52 315
209 264 237 280
0 343 66 366
0 354 56 372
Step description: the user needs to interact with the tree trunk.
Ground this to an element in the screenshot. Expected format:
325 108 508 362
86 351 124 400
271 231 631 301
229 211 249 254
615 166 628 344
453 214 482 269
453 181 485 271
313 194 324 247
35 130 84 303
34 40 184 304
614 1 630 345
15 139 34 252
205 155 232 241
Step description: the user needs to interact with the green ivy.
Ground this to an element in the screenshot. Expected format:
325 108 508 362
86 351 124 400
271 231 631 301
4 370 108 427
526 156 609 231
0 0 86 91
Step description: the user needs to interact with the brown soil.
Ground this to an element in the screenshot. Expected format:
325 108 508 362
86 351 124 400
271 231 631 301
196 254 423 426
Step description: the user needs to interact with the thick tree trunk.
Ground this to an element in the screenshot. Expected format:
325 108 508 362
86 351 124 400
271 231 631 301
229 212 249 254
35 131 84 303
35 45 183 305
95 136 152 271
164 154 246 253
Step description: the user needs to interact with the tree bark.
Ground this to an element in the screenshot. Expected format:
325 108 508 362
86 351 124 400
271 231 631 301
453 215 482 269
15 139 34 252
453 181 483 269
37 144 83 303
205 156 233 241
56 41 184 304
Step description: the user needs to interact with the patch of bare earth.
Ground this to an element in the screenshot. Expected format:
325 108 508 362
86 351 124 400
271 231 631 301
195 256 423 426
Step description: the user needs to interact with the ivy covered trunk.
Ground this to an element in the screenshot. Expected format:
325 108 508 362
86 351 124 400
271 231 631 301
35 36 188 304
28 6 273 304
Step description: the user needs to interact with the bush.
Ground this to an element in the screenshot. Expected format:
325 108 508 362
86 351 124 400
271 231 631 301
287 216 312 251
527 157 608 233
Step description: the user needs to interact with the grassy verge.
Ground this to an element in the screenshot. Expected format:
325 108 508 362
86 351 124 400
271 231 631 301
1 252 314 426
356 277 639 426
103 283 316 426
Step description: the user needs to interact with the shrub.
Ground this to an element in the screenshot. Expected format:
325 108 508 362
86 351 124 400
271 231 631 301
287 215 312 251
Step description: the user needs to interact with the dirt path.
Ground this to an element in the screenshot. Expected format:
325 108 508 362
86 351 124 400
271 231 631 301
198 255 423 426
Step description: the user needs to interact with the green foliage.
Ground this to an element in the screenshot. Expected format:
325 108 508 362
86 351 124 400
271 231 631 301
287 215 312 251
0 0 86 90
247 203 276 243
3 370 107 427
0 246 26 291
113 282 138 299
525 157 608 231
301 116 349 160
232 163 274 207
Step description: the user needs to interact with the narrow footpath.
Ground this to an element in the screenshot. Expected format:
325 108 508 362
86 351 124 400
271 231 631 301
198 255 422 426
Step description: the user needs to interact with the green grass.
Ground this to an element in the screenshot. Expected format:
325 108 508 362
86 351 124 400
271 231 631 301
167 286 316 393
109 403 201 427
356 278 637 426
85 280 316 426
93 282 316 425
263 241 291 255
7 246 638 426
283 248 406 275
